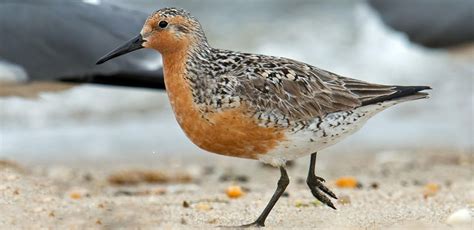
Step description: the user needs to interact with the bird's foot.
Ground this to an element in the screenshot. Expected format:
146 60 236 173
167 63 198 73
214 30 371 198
307 175 337 209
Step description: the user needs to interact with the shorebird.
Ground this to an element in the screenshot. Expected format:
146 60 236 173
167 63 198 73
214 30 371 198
97 8 430 227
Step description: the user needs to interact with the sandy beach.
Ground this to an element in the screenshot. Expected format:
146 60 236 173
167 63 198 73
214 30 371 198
1 149 472 229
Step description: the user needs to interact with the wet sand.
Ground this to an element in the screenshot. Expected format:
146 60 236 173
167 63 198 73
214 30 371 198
1 149 472 229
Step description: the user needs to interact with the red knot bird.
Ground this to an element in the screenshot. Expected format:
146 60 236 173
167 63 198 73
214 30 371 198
97 7 431 227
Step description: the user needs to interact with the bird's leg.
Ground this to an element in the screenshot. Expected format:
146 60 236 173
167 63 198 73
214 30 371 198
241 166 289 227
306 152 337 209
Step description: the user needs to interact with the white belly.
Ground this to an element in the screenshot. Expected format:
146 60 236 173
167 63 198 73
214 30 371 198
258 101 397 166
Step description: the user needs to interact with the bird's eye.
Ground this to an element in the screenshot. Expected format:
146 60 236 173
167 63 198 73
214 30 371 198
158 21 168 28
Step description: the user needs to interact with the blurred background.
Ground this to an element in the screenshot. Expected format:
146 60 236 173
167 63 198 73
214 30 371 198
0 0 473 165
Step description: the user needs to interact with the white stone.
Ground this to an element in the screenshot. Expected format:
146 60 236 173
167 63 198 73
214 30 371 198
446 208 472 225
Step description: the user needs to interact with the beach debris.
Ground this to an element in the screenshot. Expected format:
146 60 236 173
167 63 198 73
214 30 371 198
337 195 351 205
195 203 212 211
335 177 359 189
96 219 102 225
107 169 192 185
68 187 89 200
370 182 379 189
182 200 190 208
310 200 322 207
446 208 472 225
295 199 309 208
69 192 82 200
282 192 290 197
226 185 244 199
423 183 440 198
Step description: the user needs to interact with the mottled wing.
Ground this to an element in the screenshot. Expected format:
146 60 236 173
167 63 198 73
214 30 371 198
234 56 398 122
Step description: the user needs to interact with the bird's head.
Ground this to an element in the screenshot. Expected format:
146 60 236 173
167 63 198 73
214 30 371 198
97 8 206 65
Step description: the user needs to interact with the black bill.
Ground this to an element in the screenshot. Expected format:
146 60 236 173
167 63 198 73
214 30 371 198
96 34 145 65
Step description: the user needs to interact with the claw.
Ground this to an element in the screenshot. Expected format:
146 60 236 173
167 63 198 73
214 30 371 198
307 175 338 200
309 186 337 210
315 180 337 199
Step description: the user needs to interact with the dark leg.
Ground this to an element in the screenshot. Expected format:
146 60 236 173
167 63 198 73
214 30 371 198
241 166 289 227
307 152 337 209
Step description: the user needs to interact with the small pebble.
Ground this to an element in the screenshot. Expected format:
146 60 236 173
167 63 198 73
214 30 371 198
446 208 472 225
195 203 212 211
69 192 82 200
335 177 358 189
226 185 244 199
423 183 440 198
295 200 309 208
370 182 379 189
68 188 89 200
182 201 190 208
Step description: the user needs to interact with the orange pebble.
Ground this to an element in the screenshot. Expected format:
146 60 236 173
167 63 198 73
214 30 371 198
423 183 440 198
69 192 82 200
226 185 244 198
335 177 358 189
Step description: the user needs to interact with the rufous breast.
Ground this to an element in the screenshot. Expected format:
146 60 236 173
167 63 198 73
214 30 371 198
161 52 286 159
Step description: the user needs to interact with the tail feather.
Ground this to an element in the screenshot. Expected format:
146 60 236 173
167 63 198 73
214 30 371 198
361 85 431 106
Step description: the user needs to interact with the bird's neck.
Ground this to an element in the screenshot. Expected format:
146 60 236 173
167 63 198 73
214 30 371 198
161 41 211 110
161 40 212 81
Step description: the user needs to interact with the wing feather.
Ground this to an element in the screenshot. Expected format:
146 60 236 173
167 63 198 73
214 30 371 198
228 55 428 122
